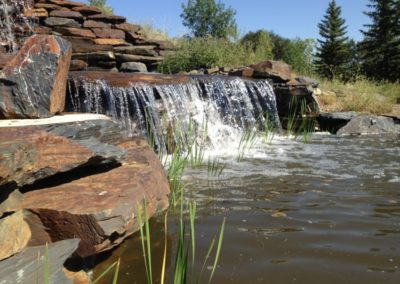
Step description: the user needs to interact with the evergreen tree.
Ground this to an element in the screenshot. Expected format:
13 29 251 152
360 0 399 81
181 0 237 39
315 0 351 81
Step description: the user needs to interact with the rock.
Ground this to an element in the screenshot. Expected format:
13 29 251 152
49 9 83 20
54 27 96 38
70 59 88 71
72 51 115 64
72 6 102 15
0 210 51 261
88 14 126 24
296 76 319 88
34 3 63 10
34 26 53 34
250 60 292 82
92 28 126 39
17 138 169 257
24 8 48 18
83 20 111 29
45 17 81 28
64 269 91 284
47 0 86 8
114 45 158 57
65 37 113 53
119 62 148 73
0 125 125 187
0 239 80 284
0 189 23 217
0 35 72 119
94 38 127 46
229 67 254 78
336 115 399 136
317 111 358 134
114 23 141 32
115 53 163 64
205 67 220 74
0 53 13 69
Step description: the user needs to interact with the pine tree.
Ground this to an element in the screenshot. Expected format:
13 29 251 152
315 0 351 81
360 0 399 82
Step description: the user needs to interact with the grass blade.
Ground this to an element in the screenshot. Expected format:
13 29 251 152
92 261 117 284
112 259 120 284
160 211 169 284
208 217 226 284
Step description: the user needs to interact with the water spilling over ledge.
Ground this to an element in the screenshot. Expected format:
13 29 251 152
67 72 281 151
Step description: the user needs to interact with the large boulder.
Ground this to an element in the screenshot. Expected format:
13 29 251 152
317 111 358 134
0 239 80 284
0 35 72 118
250 60 292 82
336 115 399 136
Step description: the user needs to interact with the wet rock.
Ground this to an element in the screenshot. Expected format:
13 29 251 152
92 28 125 39
336 115 399 136
45 17 81 28
0 125 124 187
0 35 71 118
0 239 80 284
0 210 51 261
317 111 358 134
250 60 292 82
120 62 148 73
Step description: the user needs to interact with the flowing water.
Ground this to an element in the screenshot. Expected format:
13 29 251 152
69 76 400 283
95 133 400 284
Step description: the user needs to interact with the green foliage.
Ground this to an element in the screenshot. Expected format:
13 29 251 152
315 0 352 81
240 30 273 61
360 0 400 82
158 37 251 73
89 0 113 15
181 0 237 39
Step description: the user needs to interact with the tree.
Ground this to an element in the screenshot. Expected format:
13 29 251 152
314 0 351 81
181 0 237 39
360 0 399 81
89 0 113 15
240 30 274 61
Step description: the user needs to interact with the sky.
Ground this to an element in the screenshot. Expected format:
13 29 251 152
87 0 371 41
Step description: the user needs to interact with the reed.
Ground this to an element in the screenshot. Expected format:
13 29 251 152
237 128 257 162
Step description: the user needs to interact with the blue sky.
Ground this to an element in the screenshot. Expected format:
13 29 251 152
87 0 370 41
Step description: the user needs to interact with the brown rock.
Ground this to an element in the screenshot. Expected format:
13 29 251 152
0 35 72 118
0 210 51 261
65 37 113 53
0 53 13 69
45 17 81 28
72 51 115 63
88 14 126 24
34 3 63 10
250 60 292 82
115 53 163 64
229 67 254 78
114 45 158 57
70 59 88 71
0 126 124 187
47 0 86 8
55 27 96 38
64 269 91 284
49 9 83 20
34 26 53 34
92 28 125 39
72 6 102 15
83 20 111 29
114 23 141 32
19 139 170 257
206 67 220 74
94 38 127 46
0 189 23 217
24 8 48 18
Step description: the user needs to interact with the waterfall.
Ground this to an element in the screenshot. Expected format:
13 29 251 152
67 75 281 152
0 0 34 53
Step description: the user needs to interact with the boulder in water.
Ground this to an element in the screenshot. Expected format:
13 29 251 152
0 35 72 118
317 111 358 134
336 115 399 136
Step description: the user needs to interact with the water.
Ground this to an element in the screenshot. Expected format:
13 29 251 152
0 0 33 53
67 75 281 152
95 134 400 284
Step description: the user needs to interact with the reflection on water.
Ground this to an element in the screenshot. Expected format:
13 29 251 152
95 134 400 284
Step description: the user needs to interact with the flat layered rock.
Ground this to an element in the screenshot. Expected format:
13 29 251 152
83 20 111 29
44 17 81 28
0 125 124 187
114 45 158 57
65 37 113 53
115 53 163 63
92 28 125 39
88 14 126 24
72 51 115 63
47 0 86 8
0 35 71 118
0 239 80 284
55 27 96 38
19 139 169 257
114 23 141 32
250 60 292 82
72 6 102 15
49 9 83 20
94 38 127 46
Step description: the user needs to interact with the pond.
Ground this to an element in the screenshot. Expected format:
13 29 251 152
95 134 400 284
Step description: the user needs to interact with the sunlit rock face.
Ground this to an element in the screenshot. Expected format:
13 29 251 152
0 35 71 118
